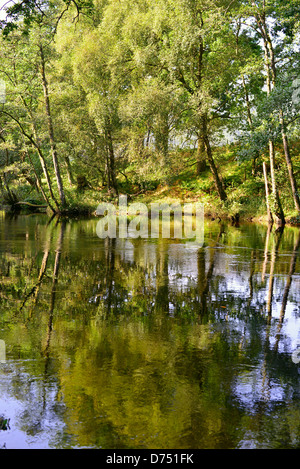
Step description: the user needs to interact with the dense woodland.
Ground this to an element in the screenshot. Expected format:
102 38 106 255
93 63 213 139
0 0 300 224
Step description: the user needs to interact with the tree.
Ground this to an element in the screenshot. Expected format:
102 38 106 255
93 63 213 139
114 0 238 201
39 39 66 206
234 0 300 222
65 10 128 195
247 0 285 224
0 9 67 211
154 0 235 201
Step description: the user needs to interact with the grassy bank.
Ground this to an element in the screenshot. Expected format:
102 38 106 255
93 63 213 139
119 143 300 226
2 143 300 225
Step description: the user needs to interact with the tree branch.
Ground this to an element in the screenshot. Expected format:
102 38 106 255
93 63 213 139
0 109 39 148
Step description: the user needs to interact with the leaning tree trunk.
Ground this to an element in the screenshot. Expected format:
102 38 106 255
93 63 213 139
267 34 299 215
279 111 300 213
29 111 60 210
19 92 60 210
269 140 285 226
24 147 56 213
40 44 66 208
262 19 298 217
202 115 227 202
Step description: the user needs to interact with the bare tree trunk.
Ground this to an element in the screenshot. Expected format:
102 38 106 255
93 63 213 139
267 31 299 215
269 140 285 225
40 44 66 207
262 46 285 224
202 115 227 202
30 117 60 209
35 145 60 210
279 111 300 213
18 94 60 210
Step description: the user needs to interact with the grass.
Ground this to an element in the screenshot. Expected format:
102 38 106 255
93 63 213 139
130 144 300 225
2 142 300 225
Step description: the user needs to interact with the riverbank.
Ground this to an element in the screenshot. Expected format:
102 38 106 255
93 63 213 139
2 187 299 226
1 144 300 225
60 143 300 227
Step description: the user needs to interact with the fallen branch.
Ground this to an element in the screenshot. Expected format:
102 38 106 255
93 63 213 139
15 201 48 208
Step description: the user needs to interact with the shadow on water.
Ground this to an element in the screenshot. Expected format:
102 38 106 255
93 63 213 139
0 212 300 448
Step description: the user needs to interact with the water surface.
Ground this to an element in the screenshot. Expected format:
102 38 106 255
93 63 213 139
0 212 300 449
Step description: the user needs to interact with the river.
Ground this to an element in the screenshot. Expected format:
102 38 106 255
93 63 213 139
0 211 299 449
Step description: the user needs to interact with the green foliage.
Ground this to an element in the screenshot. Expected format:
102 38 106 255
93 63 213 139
0 0 300 221
0 416 10 431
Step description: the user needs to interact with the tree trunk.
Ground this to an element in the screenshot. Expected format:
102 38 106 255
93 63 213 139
256 13 285 225
202 116 227 201
269 140 285 225
40 44 66 207
19 94 60 210
25 148 56 213
0 139 16 204
196 136 206 174
279 111 300 213
266 23 299 214
0 174 17 204
261 41 285 224
105 119 118 195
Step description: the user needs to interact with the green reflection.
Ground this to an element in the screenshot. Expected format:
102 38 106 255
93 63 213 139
0 214 300 449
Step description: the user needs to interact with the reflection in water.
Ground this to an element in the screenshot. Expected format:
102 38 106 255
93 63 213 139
44 220 66 355
279 230 300 322
0 212 300 449
266 227 284 319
